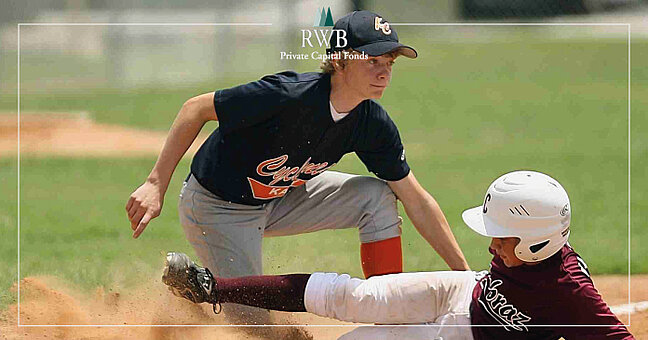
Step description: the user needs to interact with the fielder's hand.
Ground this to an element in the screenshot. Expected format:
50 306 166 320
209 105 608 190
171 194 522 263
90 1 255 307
126 180 164 238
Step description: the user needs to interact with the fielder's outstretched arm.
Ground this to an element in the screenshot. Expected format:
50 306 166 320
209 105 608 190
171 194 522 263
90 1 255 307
126 93 217 238
388 172 470 271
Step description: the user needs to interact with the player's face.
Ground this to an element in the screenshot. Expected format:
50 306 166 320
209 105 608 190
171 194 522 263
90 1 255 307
489 237 525 267
343 53 395 99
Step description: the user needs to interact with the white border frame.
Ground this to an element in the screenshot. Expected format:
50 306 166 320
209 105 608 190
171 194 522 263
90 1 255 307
16 22 632 329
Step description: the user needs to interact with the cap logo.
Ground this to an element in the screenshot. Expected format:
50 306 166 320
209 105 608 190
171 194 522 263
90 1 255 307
482 193 491 214
374 17 392 35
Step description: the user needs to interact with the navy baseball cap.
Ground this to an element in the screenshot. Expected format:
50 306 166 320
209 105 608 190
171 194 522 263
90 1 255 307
327 11 417 59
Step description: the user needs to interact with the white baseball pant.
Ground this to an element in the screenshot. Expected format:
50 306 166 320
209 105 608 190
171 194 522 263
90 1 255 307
304 271 482 340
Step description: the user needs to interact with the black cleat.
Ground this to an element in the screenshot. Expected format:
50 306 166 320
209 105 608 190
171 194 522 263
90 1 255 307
162 252 221 313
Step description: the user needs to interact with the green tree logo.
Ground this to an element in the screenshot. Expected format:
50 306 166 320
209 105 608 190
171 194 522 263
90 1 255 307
314 7 334 27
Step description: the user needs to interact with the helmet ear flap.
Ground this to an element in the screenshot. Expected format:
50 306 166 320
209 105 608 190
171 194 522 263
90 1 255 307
514 227 571 262
515 240 551 262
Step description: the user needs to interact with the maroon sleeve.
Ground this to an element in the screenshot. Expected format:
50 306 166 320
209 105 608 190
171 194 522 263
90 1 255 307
215 274 310 312
557 254 634 339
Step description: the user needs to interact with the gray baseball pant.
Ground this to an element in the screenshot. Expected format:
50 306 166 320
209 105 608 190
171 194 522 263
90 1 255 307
177 170 402 321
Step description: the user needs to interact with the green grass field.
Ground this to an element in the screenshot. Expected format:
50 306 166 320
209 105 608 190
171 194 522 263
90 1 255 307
1 37 646 311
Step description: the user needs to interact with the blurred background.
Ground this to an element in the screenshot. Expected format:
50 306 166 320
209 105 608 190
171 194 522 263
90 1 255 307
0 0 646 93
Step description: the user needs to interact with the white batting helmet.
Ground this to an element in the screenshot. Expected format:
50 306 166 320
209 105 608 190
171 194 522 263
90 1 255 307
462 171 571 262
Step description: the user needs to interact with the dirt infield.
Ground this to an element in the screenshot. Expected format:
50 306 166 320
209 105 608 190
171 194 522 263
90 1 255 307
0 276 352 340
0 275 646 339
0 113 208 157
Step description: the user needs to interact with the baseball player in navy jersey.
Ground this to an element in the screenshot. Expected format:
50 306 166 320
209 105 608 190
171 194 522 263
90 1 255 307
162 171 635 339
126 10 469 325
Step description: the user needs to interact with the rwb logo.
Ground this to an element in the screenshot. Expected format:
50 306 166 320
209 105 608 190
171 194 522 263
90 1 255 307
314 7 334 27
301 7 347 49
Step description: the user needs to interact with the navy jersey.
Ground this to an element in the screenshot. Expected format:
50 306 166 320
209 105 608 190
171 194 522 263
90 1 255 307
470 244 633 340
191 71 410 206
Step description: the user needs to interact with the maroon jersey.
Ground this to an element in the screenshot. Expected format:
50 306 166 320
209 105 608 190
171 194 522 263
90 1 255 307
470 244 633 340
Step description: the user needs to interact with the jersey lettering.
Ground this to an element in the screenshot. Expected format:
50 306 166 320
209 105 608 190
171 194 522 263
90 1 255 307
249 155 336 200
478 276 531 332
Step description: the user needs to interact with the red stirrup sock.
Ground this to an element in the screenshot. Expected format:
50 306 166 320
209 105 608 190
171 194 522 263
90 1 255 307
360 236 403 278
